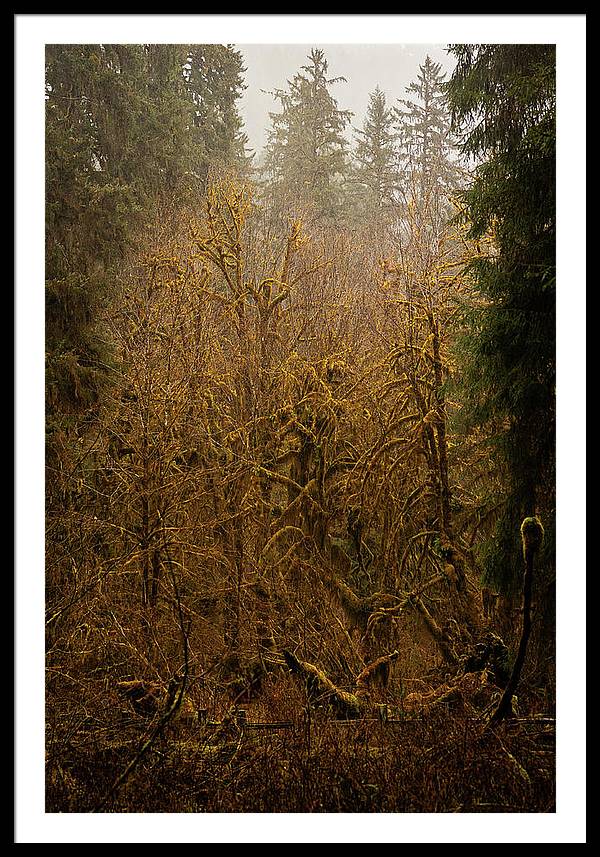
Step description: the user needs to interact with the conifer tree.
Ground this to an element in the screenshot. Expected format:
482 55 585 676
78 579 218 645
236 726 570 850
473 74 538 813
263 48 352 221
45 44 163 428
394 55 462 201
446 45 555 689
351 86 399 222
185 44 252 177
45 43 251 507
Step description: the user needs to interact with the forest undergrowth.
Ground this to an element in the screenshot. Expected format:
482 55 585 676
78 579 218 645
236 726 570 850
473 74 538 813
46 672 555 813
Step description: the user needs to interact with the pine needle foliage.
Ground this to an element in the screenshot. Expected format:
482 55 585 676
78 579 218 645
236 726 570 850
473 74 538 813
263 48 353 222
445 45 556 596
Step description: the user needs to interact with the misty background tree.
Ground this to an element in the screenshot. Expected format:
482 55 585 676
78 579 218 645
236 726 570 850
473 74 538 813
262 48 353 223
348 85 399 233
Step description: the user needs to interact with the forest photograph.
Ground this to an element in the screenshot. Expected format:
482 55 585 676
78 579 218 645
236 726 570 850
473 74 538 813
15 13 586 844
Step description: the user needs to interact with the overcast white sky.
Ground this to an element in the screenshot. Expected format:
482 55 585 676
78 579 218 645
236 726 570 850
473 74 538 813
237 43 456 156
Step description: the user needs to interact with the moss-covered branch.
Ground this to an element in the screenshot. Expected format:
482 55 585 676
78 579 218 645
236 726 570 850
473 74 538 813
283 649 364 719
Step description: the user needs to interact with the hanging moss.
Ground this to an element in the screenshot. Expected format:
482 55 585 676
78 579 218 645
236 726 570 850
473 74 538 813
520 516 544 562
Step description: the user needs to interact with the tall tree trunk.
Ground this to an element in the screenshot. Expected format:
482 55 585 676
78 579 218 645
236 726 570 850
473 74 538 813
489 517 544 725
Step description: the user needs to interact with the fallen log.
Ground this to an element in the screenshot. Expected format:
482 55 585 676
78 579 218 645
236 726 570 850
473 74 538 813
282 649 365 719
